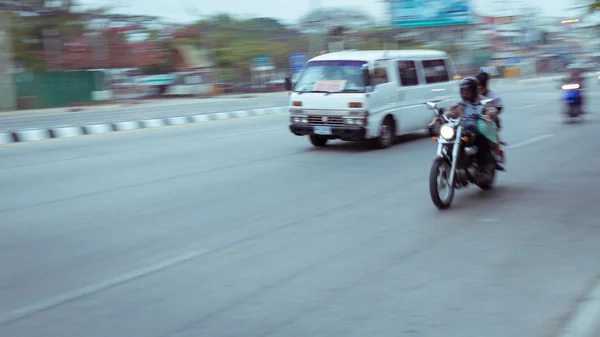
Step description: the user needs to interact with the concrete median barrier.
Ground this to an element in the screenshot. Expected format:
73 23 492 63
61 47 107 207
83 124 115 135
190 114 211 123
113 121 141 131
14 129 52 142
140 119 166 129
166 116 191 125
50 126 85 139
3 106 288 144
0 132 15 144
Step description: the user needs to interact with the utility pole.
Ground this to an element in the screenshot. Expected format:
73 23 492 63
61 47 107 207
379 0 395 50
308 0 323 58
0 11 17 111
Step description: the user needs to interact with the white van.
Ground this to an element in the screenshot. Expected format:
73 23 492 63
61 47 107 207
287 50 459 148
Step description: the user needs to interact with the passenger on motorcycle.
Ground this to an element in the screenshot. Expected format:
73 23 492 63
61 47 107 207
446 77 505 171
477 71 504 128
477 70 506 167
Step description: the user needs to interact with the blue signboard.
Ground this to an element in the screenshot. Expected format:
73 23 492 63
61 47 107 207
506 57 521 64
391 0 473 28
252 54 274 70
289 53 307 75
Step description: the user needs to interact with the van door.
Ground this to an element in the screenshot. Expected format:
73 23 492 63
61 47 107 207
395 60 423 132
421 58 453 126
367 60 397 138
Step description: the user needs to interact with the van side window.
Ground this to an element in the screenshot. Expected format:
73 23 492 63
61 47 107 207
397 60 419 86
422 59 450 84
372 60 389 86
444 58 457 79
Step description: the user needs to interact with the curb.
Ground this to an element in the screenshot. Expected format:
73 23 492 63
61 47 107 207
1 106 288 145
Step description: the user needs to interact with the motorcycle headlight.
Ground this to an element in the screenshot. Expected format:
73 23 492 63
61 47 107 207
440 125 455 140
561 84 580 90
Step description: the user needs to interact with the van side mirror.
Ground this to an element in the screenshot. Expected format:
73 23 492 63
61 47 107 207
426 102 438 110
285 77 292 91
481 98 494 107
362 67 372 87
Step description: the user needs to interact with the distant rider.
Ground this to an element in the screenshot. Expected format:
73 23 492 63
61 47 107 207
446 77 505 171
564 64 587 114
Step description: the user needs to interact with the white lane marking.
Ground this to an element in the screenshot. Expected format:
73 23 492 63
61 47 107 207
556 279 600 337
507 134 554 149
0 250 208 326
513 104 539 110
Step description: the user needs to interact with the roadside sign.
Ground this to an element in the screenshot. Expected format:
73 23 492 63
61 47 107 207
506 57 521 64
251 54 275 71
290 52 306 75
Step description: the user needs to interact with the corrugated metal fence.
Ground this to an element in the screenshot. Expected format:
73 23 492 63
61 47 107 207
13 71 107 109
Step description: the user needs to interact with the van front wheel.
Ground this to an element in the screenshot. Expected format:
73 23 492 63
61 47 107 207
373 117 395 149
309 135 328 147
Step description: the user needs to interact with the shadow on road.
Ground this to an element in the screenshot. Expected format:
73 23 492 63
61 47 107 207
443 184 538 212
303 132 429 153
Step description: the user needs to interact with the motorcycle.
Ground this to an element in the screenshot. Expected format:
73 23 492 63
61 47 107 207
561 83 584 122
426 100 502 210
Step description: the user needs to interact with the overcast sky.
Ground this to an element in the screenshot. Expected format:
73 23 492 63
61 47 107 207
78 0 580 24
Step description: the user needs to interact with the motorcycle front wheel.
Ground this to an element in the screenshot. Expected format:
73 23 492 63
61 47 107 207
429 157 455 210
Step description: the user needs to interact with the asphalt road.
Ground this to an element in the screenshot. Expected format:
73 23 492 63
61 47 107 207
1 80 599 337
0 93 289 132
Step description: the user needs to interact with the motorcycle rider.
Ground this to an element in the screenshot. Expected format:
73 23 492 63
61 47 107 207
564 63 587 114
446 77 505 171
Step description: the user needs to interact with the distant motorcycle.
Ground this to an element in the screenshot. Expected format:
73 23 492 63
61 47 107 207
561 83 584 122
427 99 502 209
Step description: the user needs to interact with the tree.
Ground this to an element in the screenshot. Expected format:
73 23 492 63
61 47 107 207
8 0 84 71
297 7 376 33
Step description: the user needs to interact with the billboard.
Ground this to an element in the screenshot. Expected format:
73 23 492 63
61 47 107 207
289 53 307 75
251 54 275 72
391 0 473 28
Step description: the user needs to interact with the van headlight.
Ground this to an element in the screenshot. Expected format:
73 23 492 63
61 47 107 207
291 116 308 123
440 125 455 140
343 118 366 126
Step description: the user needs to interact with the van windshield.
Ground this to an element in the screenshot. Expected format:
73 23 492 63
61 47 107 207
294 60 367 93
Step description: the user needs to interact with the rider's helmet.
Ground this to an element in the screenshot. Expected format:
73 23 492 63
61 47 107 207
459 77 480 103
567 63 584 76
